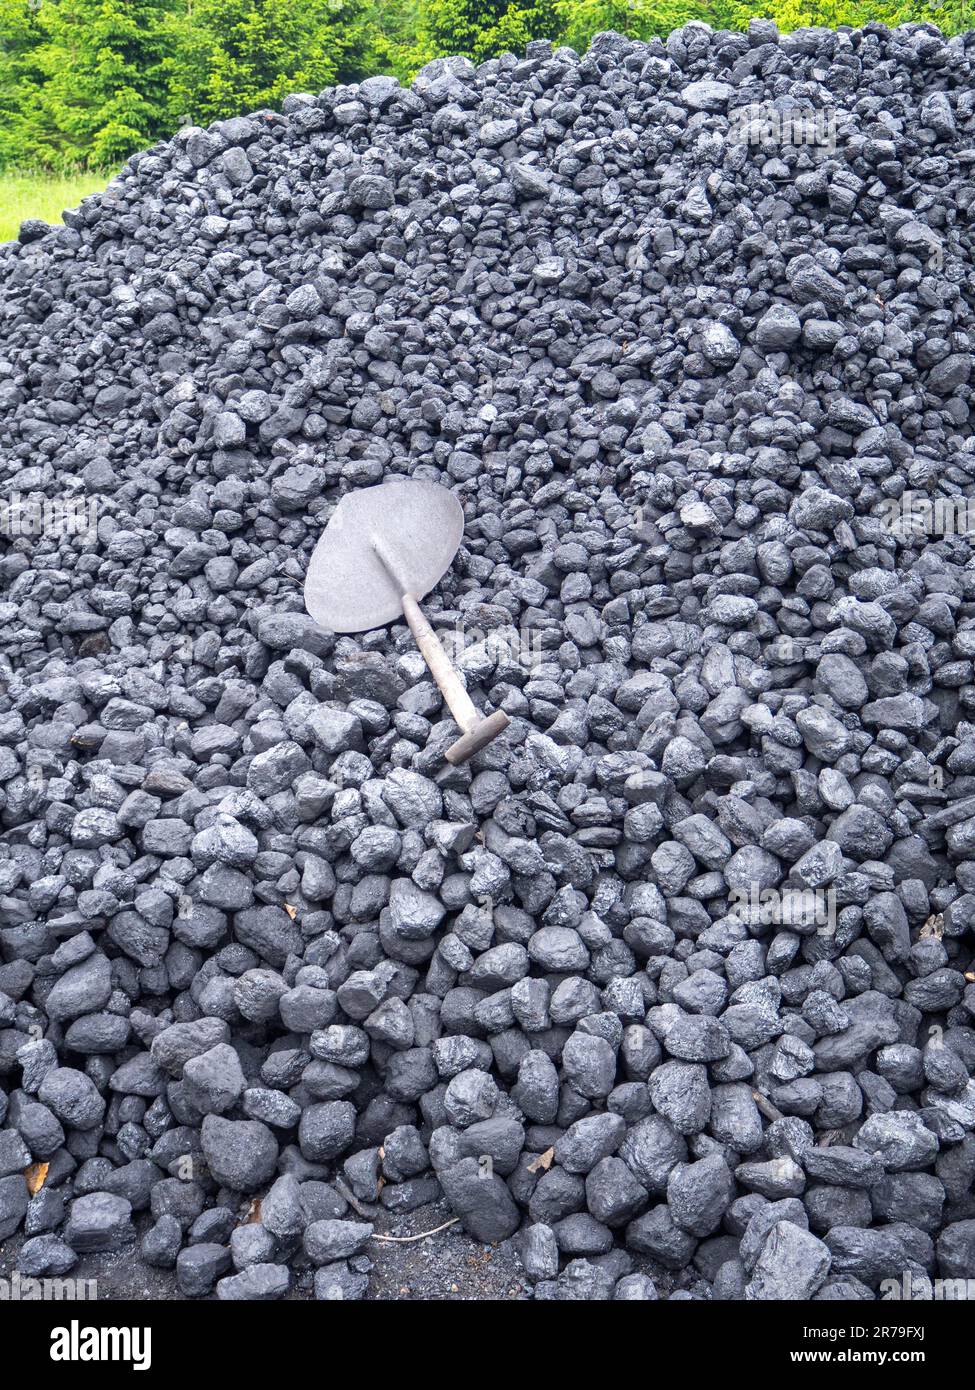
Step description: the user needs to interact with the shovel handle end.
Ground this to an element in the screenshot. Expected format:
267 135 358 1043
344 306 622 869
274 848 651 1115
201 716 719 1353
444 710 510 766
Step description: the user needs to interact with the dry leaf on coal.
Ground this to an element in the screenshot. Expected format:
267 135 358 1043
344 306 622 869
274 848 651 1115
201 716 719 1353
25 1162 49 1194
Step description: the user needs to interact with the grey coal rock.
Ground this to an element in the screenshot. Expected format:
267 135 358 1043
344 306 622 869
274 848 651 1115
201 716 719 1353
746 1221 832 1300
17 1234 78 1278
63 1193 135 1253
176 1243 233 1297
303 1218 373 1263
200 1116 279 1191
1 20 974 1303
216 1264 291 1300
314 1262 369 1301
437 1158 521 1242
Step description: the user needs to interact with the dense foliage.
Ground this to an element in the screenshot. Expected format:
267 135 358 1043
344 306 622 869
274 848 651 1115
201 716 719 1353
0 0 972 170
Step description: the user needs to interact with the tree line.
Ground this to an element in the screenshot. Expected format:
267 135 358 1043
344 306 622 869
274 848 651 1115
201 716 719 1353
0 0 970 171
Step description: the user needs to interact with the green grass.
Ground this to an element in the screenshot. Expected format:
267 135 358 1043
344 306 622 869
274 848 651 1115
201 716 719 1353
0 170 114 243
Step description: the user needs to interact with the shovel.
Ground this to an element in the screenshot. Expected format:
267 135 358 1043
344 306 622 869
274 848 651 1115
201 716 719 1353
304 478 510 766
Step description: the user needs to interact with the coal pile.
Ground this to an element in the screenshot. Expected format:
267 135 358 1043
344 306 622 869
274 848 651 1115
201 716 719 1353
2 20 975 1302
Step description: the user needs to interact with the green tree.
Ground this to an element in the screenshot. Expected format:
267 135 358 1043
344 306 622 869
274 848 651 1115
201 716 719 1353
162 0 371 128
0 0 49 167
357 0 421 80
403 0 560 72
555 0 739 50
33 0 177 166
727 0 971 30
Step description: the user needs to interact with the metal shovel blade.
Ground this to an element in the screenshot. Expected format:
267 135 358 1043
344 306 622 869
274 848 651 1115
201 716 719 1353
304 479 464 634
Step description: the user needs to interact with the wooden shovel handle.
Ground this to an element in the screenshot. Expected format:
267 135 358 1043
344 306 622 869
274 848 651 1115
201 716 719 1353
401 594 478 732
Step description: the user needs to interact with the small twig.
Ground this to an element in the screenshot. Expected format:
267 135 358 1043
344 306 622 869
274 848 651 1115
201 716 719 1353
752 1090 784 1123
334 1175 379 1219
371 1218 460 1244
818 1129 845 1148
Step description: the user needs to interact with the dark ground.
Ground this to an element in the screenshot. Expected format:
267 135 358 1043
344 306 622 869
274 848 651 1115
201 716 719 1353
0 1198 532 1302
0 1196 696 1301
